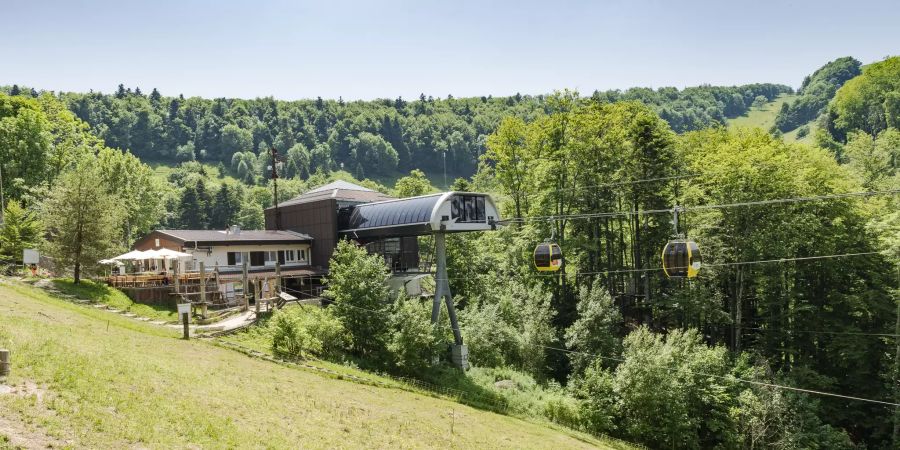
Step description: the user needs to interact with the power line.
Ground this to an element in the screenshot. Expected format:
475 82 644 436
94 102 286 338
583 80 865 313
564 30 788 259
434 251 883 281
281 282 899 407
499 188 900 224
744 327 899 339
431 323 900 408
549 173 700 193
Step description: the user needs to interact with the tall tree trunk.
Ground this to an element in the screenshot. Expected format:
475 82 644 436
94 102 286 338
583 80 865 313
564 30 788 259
734 266 745 352
892 266 900 447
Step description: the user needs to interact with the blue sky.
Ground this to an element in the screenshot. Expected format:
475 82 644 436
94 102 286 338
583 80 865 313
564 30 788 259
4 0 898 100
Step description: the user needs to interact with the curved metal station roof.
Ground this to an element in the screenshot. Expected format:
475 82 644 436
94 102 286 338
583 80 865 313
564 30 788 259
339 192 500 239
340 194 444 238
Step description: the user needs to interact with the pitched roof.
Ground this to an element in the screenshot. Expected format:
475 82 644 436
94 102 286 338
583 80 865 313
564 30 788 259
277 180 393 207
305 180 374 194
155 229 313 244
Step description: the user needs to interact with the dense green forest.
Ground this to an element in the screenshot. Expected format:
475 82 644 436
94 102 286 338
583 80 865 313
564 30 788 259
3 81 790 183
1 55 898 448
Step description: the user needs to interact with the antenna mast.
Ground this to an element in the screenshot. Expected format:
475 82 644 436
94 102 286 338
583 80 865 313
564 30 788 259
270 146 282 230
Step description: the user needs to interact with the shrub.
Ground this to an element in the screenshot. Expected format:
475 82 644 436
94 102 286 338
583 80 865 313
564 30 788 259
324 240 391 357
270 307 349 359
271 309 321 359
302 307 350 358
543 396 582 430
460 302 518 368
387 297 442 375
564 279 622 375
570 361 619 435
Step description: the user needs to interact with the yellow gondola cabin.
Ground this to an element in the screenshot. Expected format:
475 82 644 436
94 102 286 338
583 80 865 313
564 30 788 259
534 243 563 272
662 239 701 278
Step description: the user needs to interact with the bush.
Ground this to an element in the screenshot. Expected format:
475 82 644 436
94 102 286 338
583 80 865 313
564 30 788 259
460 302 518 368
175 141 196 161
796 125 809 138
271 309 320 358
564 279 622 375
570 361 619 435
302 307 350 358
543 396 582 430
387 297 442 375
270 307 349 359
324 240 391 357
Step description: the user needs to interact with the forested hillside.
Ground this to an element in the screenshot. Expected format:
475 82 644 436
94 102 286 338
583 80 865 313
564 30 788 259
2 55 899 448
3 82 790 183
774 56 862 133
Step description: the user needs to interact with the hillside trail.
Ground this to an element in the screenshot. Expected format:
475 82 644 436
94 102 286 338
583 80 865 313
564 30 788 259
27 277 258 334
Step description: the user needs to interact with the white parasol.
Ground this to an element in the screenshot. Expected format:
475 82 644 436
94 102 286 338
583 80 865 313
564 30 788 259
111 249 152 261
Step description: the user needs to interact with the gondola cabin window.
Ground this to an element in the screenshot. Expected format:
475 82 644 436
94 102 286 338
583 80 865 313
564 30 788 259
451 194 486 223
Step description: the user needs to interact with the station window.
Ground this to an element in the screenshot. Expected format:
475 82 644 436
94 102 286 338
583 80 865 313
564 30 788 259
451 195 486 223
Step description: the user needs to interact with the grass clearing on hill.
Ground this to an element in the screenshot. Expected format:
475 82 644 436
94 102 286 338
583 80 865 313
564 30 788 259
726 93 816 144
0 280 627 449
728 93 796 131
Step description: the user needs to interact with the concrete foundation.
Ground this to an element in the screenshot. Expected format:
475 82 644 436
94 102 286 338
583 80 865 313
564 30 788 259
450 344 469 371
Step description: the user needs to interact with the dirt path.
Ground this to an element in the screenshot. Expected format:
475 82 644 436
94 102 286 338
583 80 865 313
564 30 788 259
29 277 257 334
0 381 72 449
165 309 257 333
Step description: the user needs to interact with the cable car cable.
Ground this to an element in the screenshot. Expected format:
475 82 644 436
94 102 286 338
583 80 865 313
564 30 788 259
428 322 900 408
499 188 900 224
282 285 899 406
435 251 884 281
743 327 899 338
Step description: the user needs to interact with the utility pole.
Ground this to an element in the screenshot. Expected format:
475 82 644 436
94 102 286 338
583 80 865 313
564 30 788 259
270 146 282 230
442 151 447 189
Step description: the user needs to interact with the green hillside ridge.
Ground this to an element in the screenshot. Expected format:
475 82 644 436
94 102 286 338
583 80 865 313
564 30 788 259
727 94 815 143
0 279 627 449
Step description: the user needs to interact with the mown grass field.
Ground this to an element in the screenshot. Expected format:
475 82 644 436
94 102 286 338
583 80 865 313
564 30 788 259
0 280 626 449
726 94 815 144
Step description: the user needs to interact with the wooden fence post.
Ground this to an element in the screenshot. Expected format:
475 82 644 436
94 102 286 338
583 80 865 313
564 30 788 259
254 278 261 314
199 261 206 305
0 349 9 378
173 260 180 293
275 261 282 295
242 260 249 311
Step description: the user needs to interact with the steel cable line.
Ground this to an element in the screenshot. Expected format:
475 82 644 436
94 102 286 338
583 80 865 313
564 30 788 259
498 188 900 224
432 251 884 281
743 327 899 338
544 173 700 193
426 322 900 408
279 282 900 406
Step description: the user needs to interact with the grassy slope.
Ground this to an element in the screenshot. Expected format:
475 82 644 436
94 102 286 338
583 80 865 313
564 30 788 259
727 94 815 144
0 280 622 449
50 278 179 323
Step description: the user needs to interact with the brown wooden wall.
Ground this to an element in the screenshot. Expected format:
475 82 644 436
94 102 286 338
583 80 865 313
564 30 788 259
133 231 184 251
267 199 338 269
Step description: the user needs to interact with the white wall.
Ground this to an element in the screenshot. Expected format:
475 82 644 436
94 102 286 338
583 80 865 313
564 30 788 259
180 243 311 271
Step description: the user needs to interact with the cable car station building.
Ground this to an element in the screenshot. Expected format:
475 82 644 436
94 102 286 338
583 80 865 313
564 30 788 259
267 180 501 368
